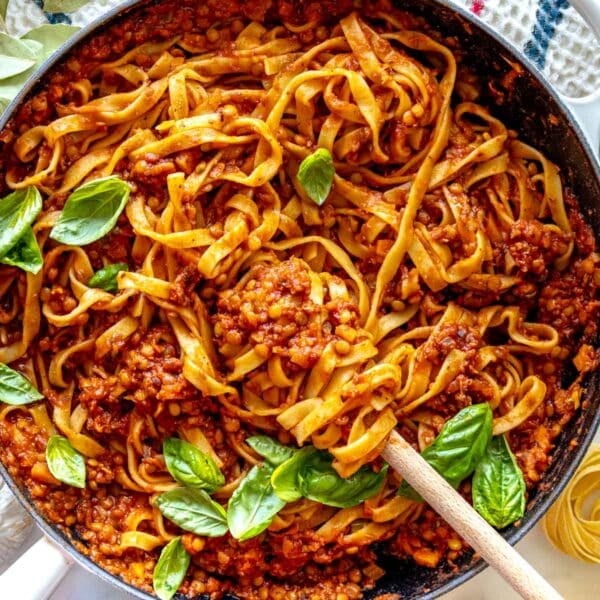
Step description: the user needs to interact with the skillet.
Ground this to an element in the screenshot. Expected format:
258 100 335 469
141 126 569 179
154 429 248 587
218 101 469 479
0 1 599 598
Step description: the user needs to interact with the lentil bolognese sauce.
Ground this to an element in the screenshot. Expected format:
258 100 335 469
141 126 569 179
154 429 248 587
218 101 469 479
0 0 598 598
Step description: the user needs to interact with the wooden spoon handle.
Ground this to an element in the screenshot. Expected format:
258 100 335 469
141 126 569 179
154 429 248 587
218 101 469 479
382 431 563 600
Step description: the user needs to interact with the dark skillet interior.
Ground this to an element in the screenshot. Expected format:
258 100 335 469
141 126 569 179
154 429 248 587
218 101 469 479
0 1 599 599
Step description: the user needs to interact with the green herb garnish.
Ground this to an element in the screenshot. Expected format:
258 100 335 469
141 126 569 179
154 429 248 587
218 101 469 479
227 463 285 541
155 488 228 537
1 228 43 273
163 437 225 492
0 186 42 259
43 0 90 13
398 403 493 500
246 435 297 466
153 537 190 600
0 363 43 405
87 262 129 293
297 147 335 205
50 176 130 245
45 434 86 488
472 435 526 528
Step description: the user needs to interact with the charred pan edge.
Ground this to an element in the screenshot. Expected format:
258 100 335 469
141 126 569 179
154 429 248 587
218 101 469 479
0 1 598 600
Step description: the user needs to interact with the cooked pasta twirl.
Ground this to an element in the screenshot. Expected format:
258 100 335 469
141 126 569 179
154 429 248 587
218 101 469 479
0 1 598 599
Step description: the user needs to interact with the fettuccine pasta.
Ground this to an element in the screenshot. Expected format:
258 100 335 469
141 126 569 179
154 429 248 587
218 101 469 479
0 1 598 599
543 446 600 563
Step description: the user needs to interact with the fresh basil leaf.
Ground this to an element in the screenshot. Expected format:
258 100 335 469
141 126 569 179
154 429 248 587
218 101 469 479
227 464 285 541
43 0 90 13
153 537 190 600
0 38 44 106
46 435 86 488
398 403 493 500
0 1 8 21
271 445 387 508
50 176 130 245
0 35 39 79
0 20 74 108
247 435 297 466
297 147 335 206
298 450 388 508
0 33 38 63
0 55 35 80
472 435 526 529
19 39 45 57
155 488 228 537
87 262 128 293
163 437 224 492
0 363 43 405
423 403 493 486
0 68 36 108
271 446 315 502
0 186 42 259
0 228 43 274
396 480 423 502
22 25 80 60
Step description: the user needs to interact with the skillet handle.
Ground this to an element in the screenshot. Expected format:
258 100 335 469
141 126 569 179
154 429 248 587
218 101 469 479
560 0 600 154
0 535 73 599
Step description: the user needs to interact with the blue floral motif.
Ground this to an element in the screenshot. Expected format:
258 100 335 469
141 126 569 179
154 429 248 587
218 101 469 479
32 0 73 24
524 0 570 69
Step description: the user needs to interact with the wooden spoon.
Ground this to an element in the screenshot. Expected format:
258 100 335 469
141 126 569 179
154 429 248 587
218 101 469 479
382 431 564 600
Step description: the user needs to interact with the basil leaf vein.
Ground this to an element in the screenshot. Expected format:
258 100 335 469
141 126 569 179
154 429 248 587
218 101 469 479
0 228 43 274
153 537 190 600
0 34 40 62
472 435 526 529
0 363 43 405
271 446 386 508
298 451 388 508
0 186 42 258
247 435 297 466
163 437 224 492
155 488 228 537
297 147 335 206
46 434 86 488
271 446 315 502
227 464 285 541
398 403 493 500
50 176 130 245
87 262 129 293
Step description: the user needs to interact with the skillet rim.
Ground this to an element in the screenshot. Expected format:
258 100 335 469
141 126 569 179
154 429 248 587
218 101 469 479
0 1 599 599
